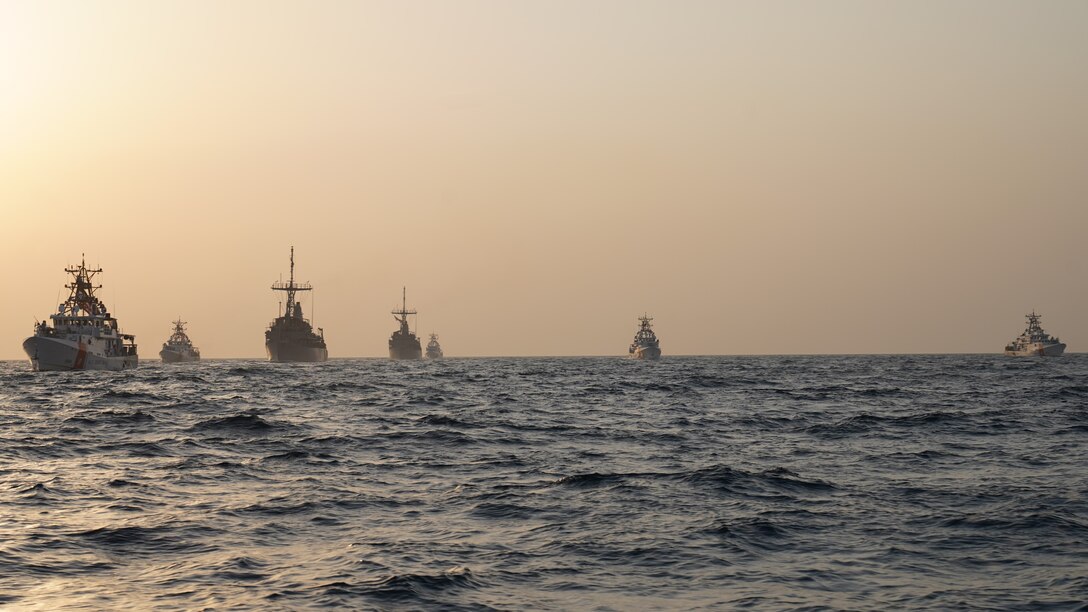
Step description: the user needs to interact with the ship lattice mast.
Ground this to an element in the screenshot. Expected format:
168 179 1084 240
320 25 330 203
167 318 192 344
634 313 657 343
1026 311 1042 333
61 253 105 316
392 286 418 326
271 246 312 319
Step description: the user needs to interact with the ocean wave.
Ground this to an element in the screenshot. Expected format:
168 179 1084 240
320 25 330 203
550 472 642 488
189 413 280 432
851 386 913 398
261 449 338 463
938 511 1088 534
62 415 98 426
64 410 157 426
225 366 270 376
682 374 733 388
805 410 971 435
230 500 319 516
317 381 380 392
418 414 477 428
547 465 836 497
313 566 483 604
1059 385 1088 398
4 355 1088 609
98 390 166 404
99 441 172 457
72 523 220 556
470 501 538 520
707 516 796 552
375 429 478 446
15 482 57 498
679 464 836 496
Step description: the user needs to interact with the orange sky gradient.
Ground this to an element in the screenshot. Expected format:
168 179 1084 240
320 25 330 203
2 1 1086 358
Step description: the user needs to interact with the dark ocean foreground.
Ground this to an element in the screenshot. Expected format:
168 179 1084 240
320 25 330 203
1 355 1086 610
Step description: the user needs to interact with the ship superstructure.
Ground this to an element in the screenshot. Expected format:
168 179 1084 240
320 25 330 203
1004 311 1066 357
629 314 662 360
389 287 422 360
266 247 328 362
425 333 443 359
159 319 201 363
23 256 138 371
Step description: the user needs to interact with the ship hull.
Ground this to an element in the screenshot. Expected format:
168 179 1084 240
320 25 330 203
389 333 422 360
266 341 328 362
631 345 661 360
425 350 443 359
160 348 200 363
23 336 138 371
1004 342 1066 357
390 346 423 360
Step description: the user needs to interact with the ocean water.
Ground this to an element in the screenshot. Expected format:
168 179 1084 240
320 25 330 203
1 355 1086 610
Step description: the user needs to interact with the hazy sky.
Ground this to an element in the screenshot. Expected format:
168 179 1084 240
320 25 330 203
2 1 1086 358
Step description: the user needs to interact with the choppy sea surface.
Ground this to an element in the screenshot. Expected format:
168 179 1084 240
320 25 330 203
2 355 1087 610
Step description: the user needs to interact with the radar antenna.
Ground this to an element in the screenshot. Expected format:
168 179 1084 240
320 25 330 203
168 318 190 344
271 246 312 319
392 286 418 330
60 253 105 316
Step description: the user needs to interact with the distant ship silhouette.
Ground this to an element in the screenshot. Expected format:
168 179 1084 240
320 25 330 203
266 247 327 362
389 287 422 360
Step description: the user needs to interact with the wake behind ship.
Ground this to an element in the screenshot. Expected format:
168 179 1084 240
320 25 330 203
23 256 138 371
389 288 422 360
160 319 201 363
629 314 661 360
1004 311 1065 356
266 247 327 362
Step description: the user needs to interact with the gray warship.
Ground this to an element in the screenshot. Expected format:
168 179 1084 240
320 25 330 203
389 288 422 360
266 247 328 362
629 314 662 360
425 333 444 359
23 256 138 371
1004 311 1066 357
159 319 201 363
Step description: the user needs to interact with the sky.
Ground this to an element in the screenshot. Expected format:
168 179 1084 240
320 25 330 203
1 0 1086 358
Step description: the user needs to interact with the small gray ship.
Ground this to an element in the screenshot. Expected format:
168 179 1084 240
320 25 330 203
159 319 200 363
266 247 328 362
425 333 444 359
389 288 422 360
1004 311 1066 357
23 256 138 371
629 314 662 360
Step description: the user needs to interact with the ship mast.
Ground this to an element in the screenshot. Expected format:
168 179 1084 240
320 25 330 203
61 254 104 316
392 286 418 331
169 318 190 343
1026 311 1042 333
271 246 312 319
634 314 656 342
